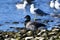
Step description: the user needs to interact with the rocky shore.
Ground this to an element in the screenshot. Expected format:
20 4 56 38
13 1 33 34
0 27 60 40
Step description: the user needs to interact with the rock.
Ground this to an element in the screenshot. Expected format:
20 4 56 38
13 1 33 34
20 29 27 34
26 31 33 36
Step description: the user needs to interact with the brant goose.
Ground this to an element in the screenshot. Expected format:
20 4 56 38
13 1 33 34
24 15 46 30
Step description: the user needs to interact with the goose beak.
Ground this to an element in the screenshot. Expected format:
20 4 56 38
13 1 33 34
24 16 26 18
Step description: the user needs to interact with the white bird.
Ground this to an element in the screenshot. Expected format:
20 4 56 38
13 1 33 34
16 0 28 9
55 0 60 9
16 0 34 9
50 0 55 8
30 4 49 20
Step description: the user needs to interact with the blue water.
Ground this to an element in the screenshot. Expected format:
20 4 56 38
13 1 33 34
0 0 60 31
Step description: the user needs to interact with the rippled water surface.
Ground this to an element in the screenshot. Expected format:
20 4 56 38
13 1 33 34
0 0 60 31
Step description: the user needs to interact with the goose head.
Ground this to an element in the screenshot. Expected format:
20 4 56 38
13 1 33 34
24 15 31 25
24 15 31 20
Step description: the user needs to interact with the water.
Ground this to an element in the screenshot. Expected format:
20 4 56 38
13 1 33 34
0 0 60 31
